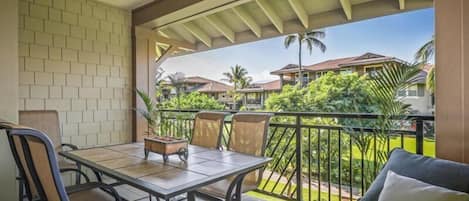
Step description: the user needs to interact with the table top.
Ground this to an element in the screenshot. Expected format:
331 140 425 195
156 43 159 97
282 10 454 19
59 143 271 199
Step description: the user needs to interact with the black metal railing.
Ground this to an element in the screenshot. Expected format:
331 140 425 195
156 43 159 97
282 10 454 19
154 109 434 201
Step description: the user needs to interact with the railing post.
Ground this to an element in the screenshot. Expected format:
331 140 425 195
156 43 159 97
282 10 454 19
295 115 303 201
416 119 424 155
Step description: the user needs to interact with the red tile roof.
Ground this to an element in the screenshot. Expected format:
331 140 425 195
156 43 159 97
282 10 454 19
162 76 233 93
271 53 405 75
238 80 282 92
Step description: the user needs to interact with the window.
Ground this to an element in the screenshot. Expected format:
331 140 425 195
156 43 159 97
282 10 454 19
302 73 309 83
316 71 328 79
365 66 383 77
340 68 352 75
398 85 425 97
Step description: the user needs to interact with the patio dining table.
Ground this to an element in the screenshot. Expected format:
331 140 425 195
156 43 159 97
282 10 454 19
59 143 271 201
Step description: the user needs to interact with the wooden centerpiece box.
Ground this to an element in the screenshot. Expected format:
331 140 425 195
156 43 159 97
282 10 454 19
144 136 188 162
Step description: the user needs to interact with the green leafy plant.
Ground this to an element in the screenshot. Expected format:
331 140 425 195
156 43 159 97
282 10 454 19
136 89 159 136
349 62 422 188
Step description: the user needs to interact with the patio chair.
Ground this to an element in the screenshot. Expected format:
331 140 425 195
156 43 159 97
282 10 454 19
0 122 122 201
196 113 272 200
19 110 83 184
190 111 228 149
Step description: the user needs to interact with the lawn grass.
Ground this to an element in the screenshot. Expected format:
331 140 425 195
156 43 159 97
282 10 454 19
350 136 435 160
247 179 344 201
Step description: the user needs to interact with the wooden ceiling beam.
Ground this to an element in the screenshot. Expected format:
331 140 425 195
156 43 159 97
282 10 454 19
232 6 262 38
135 26 196 50
399 0 406 10
204 15 235 43
339 0 352 20
288 0 308 28
132 0 202 26
256 0 284 33
182 22 212 47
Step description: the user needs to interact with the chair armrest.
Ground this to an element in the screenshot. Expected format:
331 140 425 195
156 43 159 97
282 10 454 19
60 168 90 183
61 143 78 150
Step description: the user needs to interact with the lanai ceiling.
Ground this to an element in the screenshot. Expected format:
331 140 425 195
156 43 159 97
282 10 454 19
132 0 433 56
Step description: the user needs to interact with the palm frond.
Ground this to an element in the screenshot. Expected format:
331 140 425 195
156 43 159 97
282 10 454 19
284 34 297 48
311 38 327 53
426 66 435 92
306 30 326 39
414 36 434 63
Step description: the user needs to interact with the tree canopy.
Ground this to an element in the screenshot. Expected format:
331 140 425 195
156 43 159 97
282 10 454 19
265 72 377 113
161 92 224 110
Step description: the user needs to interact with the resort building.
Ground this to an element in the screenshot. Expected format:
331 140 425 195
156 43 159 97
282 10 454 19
237 80 282 110
161 76 233 106
271 53 434 114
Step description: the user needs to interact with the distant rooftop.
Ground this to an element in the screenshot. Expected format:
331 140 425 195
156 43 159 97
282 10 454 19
270 53 406 75
238 80 282 93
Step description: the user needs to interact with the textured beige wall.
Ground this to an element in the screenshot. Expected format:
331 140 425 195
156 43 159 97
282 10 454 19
18 0 133 147
0 0 19 200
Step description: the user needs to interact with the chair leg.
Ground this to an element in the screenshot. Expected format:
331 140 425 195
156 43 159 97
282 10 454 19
225 173 248 201
75 164 82 185
18 179 23 201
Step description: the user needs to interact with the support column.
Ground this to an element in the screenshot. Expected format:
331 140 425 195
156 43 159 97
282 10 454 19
435 0 469 162
0 0 19 199
132 27 176 142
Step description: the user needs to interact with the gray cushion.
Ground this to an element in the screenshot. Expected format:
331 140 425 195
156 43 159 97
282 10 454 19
378 171 469 201
361 149 469 201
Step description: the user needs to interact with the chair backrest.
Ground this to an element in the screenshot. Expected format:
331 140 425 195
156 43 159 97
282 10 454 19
19 110 62 153
191 112 227 149
228 113 272 188
0 122 69 201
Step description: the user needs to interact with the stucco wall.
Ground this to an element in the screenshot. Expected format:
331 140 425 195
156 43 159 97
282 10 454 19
18 0 132 148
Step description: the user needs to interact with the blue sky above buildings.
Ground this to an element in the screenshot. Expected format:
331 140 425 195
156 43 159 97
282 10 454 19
161 8 434 82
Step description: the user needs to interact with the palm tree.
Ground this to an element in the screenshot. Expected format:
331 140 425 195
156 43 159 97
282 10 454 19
167 72 185 110
415 35 435 92
222 65 252 109
284 30 327 87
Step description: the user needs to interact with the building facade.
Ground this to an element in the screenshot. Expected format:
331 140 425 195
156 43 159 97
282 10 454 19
161 76 233 107
270 53 434 114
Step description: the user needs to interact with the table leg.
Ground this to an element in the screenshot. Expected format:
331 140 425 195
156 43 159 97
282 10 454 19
187 191 196 201
144 149 149 159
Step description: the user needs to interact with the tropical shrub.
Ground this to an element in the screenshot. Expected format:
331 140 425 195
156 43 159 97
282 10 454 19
161 92 224 110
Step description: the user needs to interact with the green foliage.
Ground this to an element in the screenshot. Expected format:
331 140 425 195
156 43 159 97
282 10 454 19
222 64 252 109
161 92 224 110
265 72 377 113
135 89 158 135
265 84 307 112
348 62 422 188
414 35 435 93
306 72 377 113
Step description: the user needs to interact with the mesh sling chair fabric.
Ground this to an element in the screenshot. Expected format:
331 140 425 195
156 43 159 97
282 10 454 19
19 110 83 195
197 113 272 199
191 112 228 149
0 122 122 201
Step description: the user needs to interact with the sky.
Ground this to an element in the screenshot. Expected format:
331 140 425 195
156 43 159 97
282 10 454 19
160 8 434 83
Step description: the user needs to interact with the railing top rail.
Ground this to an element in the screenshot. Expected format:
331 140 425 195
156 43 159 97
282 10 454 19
156 109 435 120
